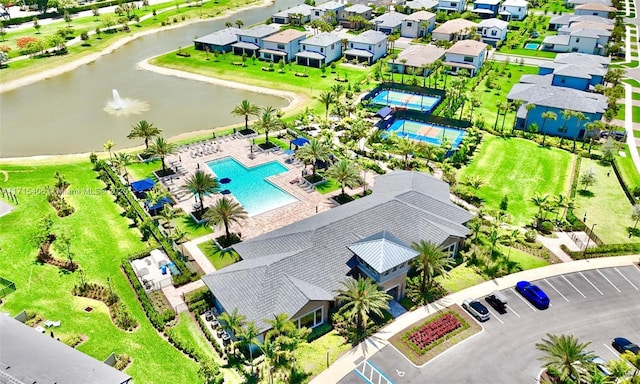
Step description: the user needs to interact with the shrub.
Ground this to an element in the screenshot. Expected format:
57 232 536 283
524 230 537 242
540 221 554 234
401 311 469 356
121 261 175 329
16 36 38 49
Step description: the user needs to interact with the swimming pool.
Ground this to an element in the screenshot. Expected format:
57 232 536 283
387 119 466 148
524 43 540 50
207 157 297 216
371 90 441 112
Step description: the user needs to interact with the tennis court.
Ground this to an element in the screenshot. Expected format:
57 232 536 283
371 90 441 112
388 119 465 148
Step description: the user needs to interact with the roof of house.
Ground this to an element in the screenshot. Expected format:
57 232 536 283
501 0 528 7
507 83 608 114
396 44 446 67
347 231 419 273
446 39 487 56
554 52 610 67
0 315 132 384
345 3 372 12
567 0 612 6
404 10 436 21
273 4 314 17
263 29 308 44
543 34 571 45
194 27 242 46
237 25 279 38
478 18 509 29
575 2 617 11
519 74 554 85
570 21 614 30
405 0 439 9
314 0 345 10
348 30 388 44
344 48 374 57
295 51 326 59
550 14 614 26
372 11 406 27
564 26 611 37
300 32 342 46
552 63 606 77
474 0 501 5
432 19 478 35
202 171 472 331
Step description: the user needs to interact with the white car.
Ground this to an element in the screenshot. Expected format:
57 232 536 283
462 298 490 322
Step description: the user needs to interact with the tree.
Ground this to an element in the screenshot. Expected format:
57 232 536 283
240 321 261 372
524 103 536 133
235 19 244 28
631 205 640 237
149 137 176 172
33 214 54 254
325 159 362 196
218 307 247 339
316 91 335 120
540 111 557 145
396 137 418 169
54 231 73 265
253 105 280 145
33 17 41 34
580 167 597 192
531 193 549 226
265 313 296 340
231 99 259 132
411 240 454 293
535 333 596 383
113 152 132 184
198 359 224 384
128 120 162 150
225 21 232 28
103 140 115 159
157 205 179 233
294 139 330 176
181 170 220 212
203 196 248 242
334 277 391 334
63 10 71 27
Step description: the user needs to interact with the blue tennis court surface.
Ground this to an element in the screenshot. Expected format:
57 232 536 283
371 90 440 112
387 119 465 148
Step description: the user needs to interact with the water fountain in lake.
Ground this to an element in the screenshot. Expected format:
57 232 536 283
104 89 150 116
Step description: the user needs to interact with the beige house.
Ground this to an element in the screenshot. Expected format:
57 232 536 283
389 44 446 74
444 39 488 76
431 19 479 41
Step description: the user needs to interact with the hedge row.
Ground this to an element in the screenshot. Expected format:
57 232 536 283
561 242 640 259
196 314 227 358
400 310 469 357
121 261 176 329
4 0 138 25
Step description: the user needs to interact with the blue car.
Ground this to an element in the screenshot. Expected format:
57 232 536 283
515 281 550 309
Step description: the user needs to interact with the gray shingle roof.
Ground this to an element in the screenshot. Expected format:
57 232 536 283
372 11 405 28
554 52 611 67
348 30 388 44
396 44 446 67
519 74 553 85
345 4 372 12
478 18 509 29
348 230 419 273
237 25 279 38
202 171 472 331
314 0 344 10
405 0 439 10
300 32 342 46
0 316 132 384
273 3 313 17
194 28 242 46
507 83 608 113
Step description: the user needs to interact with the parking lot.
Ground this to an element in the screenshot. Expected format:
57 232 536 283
339 265 640 384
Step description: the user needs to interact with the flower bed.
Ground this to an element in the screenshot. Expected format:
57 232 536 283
400 310 469 357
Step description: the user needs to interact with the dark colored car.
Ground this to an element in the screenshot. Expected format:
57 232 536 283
612 337 640 355
515 281 550 309
485 290 508 314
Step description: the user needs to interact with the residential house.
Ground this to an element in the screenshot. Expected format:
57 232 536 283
507 83 607 139
478 18 509 45
530 52 609 90
566 0 612 8
542 25 610 55
310 0 346 23
345 30 388 64
548 14 613 31
499 0 528 21
401 10 436 38
574 2 617 17
444 39 488 76
431 19 478 41
193 27 242 52
0 315 132 384
438 0 467 13
472 0 502 18
372 11 406 34
231 25 279 57
271 4 314 25
339 4 373 28
553 51 610 68
389 43 446 74
296 32 343 67
404 0 439 12
201 171 472 336
260 29 308 63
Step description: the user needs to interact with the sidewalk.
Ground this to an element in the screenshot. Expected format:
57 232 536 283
311 255 640 383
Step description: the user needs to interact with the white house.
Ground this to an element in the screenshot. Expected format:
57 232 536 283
438 0 467 13
542 26 610 55
371 11 406 34
499 0 528 21
478 18 509 46
339 4 373 27
272 4 314 25
401 10 436 38
405 0 439 12
310 1 346 23
260 29 308 63
296 32 343 67
231 25 279 57
574 3 617 17
444 39 488 76
344 30 388 64
431 19 478 41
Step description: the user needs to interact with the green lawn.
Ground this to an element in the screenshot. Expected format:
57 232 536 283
174 214 213 239
127 159 162 181
295 331 351 382
633 92 640 101
458 136 574 225
315 179 341 194
623 79 640 87
0 161 200 383
573 158 636 244
497 48 558 59
615 145 640 190
504 247 549 270
435 263 485 293
197 240 240 270
617 104 626 120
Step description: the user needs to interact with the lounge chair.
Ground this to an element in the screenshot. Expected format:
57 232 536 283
289 177 300 184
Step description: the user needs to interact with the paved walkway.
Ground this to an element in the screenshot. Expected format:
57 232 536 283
311 255 640 384
535 231 594 263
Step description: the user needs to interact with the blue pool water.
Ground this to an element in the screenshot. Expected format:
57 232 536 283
207 157 297 216
371 90 441 112
524 43 540 50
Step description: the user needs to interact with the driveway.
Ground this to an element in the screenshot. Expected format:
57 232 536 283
339 265 640 384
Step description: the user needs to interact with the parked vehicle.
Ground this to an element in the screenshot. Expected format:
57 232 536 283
589 357 612 376
462 298 490 321
612 337 640 355
515 281 550 309
485 290 508 314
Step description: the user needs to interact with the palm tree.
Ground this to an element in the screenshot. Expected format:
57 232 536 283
253 106 280 145
218 308 247 355
411 240 454 293
128 120 162 150
524 103 536 134
325 159 362 196
573 112 587 152
113 152 132 184
225 21 232 28
103 140 115 159
330 83 345 99
157 205 179 233
535 333 596 383
540 111 557 146
396 137 418 169
181 170 220 212
294 139 330 176
264 313 295 340
240 321 261 372
149 136 176 172
316 91 336 120
531 193 549 227
235 19 244 28
334 277 391 334
231 99 260 132
203 196 248 243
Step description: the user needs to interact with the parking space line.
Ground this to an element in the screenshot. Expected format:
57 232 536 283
485 308 504 324
597 269 621 292
580 272 604 295
510 288 537 312
603 344 620 359
562 275 587 298
505 304 520 318
615 268 639 290
544 279 569 302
